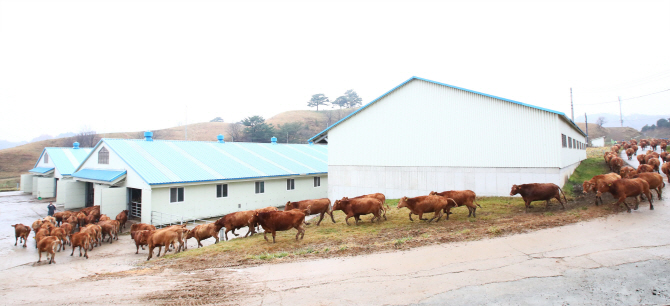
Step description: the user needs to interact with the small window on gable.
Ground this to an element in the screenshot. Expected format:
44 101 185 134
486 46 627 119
44 152 49 164
98 147 109 164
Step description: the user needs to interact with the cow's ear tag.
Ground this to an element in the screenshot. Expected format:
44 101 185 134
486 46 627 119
608 183 612 186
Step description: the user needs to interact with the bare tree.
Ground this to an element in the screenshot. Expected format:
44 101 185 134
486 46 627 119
596 117 607 127
324 110 335 127
226 122 244 142
75 126 100 147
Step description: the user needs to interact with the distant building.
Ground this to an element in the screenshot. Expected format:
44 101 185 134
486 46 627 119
310 77 586 199
590 137 605 147
67 133 327 224
21 142 92 203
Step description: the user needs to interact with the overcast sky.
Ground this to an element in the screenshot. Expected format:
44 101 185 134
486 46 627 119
1 0 669 142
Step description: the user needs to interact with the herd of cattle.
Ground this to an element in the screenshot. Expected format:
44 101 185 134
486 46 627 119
583 138 668 213
10 138 669 265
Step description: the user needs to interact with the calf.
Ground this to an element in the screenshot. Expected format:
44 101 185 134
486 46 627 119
77 212 87 228
596 178 653 212
352 193 388 210
37 236 61 264
632 145 638 155
60 223 73 245
146 229 179 260
66 215 78 230
510 183 567 213
249 210 306 243
130 223 156 240
662 163 670 183
132 230 152 254
637 164 654 173
619 166 636 179
186 223 224 248
285 198 334 226
252 207 279 230
332 197 384 225
637 154 646 165
397 195 456 222
215 210 256 241
647 158 660 173
34 228 50 248
660 152 668 163
43 216 56 225
429 190 482 217
633 172 665 200
53 212 67 226
116 210 129 230
70 232 90 259
160 225 189 252
625 148 634 160
11 224 30 247
98 220 119 243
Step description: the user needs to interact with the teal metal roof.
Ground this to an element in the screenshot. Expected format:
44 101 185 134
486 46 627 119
34 147 93 176
72 169 127 182
79 139 328 185
29 167 54 174
309 76 587 142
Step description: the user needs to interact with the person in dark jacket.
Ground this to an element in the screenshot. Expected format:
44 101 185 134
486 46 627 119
47 202 56 217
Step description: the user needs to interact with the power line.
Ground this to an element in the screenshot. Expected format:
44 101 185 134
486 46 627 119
574 87 670 106
622 88 670 100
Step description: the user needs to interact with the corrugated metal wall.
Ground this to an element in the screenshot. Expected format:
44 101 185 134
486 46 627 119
329 79 564 168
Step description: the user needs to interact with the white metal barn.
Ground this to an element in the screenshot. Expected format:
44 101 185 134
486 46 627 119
591 136 605 147
20 142 92 204
310 77 587 200
69 133 328 225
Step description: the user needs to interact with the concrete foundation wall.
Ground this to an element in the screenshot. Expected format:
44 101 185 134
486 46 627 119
328 165 580 200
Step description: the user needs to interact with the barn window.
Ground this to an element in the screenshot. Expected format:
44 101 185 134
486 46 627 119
286 179 295 190
216 184 228 198
98 147 109 164
44 152 49 164
568 137 572 148
562 134 567 148
255 181 264 194
573 139 576 149
314 177 321 187
170 187 184 203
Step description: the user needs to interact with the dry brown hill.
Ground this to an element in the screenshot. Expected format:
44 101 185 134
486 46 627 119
0 109 358 184
576 123 642 144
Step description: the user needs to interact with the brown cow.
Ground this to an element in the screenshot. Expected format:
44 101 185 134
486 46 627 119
60 223 73 245
632 172 665 200
70 232 90 259
116 210 129 230
332 197 384 225
132 230 152 254
510 183 567 213
146 229 179 260
50 228 68 251
40 221 55 235
11 224 30 247
31 219 43 235
81 224 102 249
160 225 189 252
77 212 87 228
66 215 78 230
637 154 646 165
625 148 634 160
186 223 223 248
34 228 49 249
619 166 636 179
596 178 653 212
43 216 56 225
609 157 624 174
215 210 256 241
429 190 482 217
352 193 389 210
99 214 110 221
249 210 306 243
285 198 334 226
98 220 119 243
632 145 638 155
37 236 61 264
53 212 68 226
647 158 660 173
661 142 667 152
130 223 156 239
662 163 670 183
660 152 668 163
397 195 456 222
637 164 654 173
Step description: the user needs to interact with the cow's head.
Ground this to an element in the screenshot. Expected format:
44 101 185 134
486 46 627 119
214 217 226 228
332 200 341 211
397 196 409 209
428 191 437 196
582 181 594 193
510 185 519 196
284 202 294 211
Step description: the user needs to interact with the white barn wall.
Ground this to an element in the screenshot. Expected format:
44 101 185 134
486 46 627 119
151 176 328 222
78 144 150 190
329 80 562 168
559 118 587 167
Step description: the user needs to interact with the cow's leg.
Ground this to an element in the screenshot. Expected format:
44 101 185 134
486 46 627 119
299 224 305 240
316 212 325 226
647 191 654 210
37 250 42 263
214 232 220 244
524 200 531 213
545 200 551 210
472 206 477 218
656 188 662 200
136 244 140 254
408 212 414 221
22 236 27 248
427 212 437 222
14 236 18 246
157 246 163 257
329 210 336 223
224 229 229 241
263 231 269 242
419 212 428 221
345 215 351 226
198 239 203 248
555 195 566 210
272 231 276 243
231 228 239 236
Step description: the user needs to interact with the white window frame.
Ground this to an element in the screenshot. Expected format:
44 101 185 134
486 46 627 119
44 152 49 164
255 181 265 194
98 147 110 164
314 176 321 187
286 178 295 191
170 187 185 203
216 184 228 198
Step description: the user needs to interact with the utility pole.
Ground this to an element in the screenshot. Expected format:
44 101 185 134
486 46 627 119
570 88 574 121
585 112 589 145
618 96 623 127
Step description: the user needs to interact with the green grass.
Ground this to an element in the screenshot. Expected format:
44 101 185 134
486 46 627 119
563 157 610 197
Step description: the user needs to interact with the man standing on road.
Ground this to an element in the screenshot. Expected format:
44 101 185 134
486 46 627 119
47 202 56 217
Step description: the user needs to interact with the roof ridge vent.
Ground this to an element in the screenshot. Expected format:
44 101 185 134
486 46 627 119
73 142 80 149
144 131 153 141
271 136 277 144
217 134 225 143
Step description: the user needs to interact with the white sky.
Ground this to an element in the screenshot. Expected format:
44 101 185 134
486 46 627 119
1 0 669 142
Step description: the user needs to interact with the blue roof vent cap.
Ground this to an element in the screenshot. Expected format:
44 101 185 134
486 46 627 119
144 131 153 141
73 142 80 149
217 134 225 143
271 136 277 144
308 141 314 146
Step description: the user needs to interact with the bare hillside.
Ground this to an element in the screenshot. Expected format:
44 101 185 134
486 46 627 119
576 123 642 144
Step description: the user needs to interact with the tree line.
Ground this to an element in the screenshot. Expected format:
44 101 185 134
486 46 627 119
641 118 670 132
307 89 362 111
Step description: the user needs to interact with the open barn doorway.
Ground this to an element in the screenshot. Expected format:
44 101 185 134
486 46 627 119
85 182 94 207
128 188 142 219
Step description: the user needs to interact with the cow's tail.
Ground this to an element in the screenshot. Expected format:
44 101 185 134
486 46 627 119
558 187 568 203
446 198 458 208
474 198 482 208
